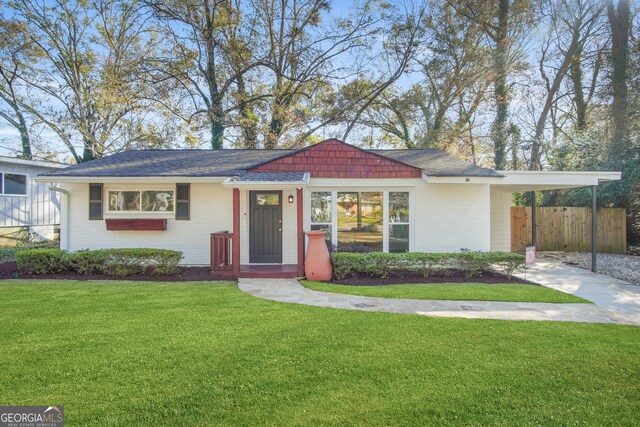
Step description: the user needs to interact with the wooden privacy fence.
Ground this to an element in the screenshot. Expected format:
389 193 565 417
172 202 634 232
511 207 626 253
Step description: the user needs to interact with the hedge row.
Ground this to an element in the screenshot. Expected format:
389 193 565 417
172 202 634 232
16 248 183 276
331 252 525 280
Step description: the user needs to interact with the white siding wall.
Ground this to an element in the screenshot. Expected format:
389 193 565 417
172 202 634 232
239 189 298 265
305 178 492 253
490 187 512 252
63 182 233 266
413 182 491 252
0 163 60 227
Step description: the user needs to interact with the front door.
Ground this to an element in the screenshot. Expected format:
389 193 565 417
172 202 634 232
249 191 283 263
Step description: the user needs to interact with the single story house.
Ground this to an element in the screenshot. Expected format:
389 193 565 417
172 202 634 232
0 156 65 244
37 139 620 277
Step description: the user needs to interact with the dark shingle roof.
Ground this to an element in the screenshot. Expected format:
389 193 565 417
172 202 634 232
373 149 503 177
40 146 501 178
42 149 296 177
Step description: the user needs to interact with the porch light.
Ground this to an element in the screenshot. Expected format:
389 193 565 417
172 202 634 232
288 194 294 203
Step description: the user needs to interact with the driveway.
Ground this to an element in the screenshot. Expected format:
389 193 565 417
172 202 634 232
239 260 640 325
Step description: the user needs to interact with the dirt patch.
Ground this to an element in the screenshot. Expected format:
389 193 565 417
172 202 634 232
330 270 533 286
0 262 231 282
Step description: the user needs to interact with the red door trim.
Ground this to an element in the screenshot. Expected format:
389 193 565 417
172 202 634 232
296 188 304 276
232 188 240 277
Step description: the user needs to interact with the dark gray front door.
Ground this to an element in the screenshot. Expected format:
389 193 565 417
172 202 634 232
249 191 283 263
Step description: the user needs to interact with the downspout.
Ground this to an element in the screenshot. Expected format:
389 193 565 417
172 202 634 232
49 185 69 250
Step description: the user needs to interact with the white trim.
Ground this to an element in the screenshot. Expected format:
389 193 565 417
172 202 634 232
0 172 28 197
493 170 622 191
222 173 310 187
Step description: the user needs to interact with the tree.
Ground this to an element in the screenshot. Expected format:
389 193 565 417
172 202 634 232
529 0 606 170
0 19 38 159
451 0 534 169
7 0 165 162
146 0 258 149
607 0 630 152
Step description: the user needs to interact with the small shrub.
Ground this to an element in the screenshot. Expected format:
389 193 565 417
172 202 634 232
331 252 364 280
65 250 109 274
491 253 526 278
16 249 67 274
102 248 183 276
16 248 183 276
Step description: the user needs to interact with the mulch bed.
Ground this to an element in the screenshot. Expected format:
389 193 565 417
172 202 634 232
0 262 533 285
0 262 229 282
330 270 534 286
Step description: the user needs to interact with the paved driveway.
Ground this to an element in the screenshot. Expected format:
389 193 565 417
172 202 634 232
239 260 640 325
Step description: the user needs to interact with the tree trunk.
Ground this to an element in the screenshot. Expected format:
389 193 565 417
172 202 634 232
491 0 510 170
607 0 630 152
236 74 257 149
16 109 32 159
571 53 588 131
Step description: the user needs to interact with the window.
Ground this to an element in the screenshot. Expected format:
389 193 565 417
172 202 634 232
310 192 332 249
389 192 409 252
255 193 279 205
108 190 174 212
89 184 103 220
0 173 27 195
175 184 190 220
337 191 383 252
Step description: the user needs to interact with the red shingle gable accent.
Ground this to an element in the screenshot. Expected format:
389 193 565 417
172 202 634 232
249 139 422 178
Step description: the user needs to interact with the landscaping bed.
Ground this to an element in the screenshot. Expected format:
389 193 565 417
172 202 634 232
0 261 220 281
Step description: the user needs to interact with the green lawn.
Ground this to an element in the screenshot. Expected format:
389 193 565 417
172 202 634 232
1 280 638 426
302 280 590 303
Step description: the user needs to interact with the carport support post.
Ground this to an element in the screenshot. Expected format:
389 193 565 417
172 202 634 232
592 185 597 273
530 191 536 247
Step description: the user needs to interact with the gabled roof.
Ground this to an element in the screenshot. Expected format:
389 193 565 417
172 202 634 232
39 140 502 178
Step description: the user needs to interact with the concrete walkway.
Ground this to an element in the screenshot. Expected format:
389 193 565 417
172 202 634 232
239 260 640 325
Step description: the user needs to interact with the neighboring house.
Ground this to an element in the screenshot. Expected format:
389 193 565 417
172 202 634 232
37 139 620 277
0 156 65 244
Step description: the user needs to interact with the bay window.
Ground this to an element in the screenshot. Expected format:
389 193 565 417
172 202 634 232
309 190 411 252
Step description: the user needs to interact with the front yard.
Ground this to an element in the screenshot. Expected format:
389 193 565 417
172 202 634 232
301 280 590 303
1 280 638 426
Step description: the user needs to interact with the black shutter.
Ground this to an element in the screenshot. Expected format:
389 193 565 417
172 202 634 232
89 184 103 220
176 183 190 220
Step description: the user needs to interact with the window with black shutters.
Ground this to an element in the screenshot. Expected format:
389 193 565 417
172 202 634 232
175 183 190 220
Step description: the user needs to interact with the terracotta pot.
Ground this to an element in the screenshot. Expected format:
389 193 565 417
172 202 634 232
304 230 332 281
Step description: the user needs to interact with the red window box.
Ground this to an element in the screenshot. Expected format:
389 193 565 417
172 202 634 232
105 219 167 231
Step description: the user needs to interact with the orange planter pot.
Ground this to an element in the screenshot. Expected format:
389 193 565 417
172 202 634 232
304 230 332 281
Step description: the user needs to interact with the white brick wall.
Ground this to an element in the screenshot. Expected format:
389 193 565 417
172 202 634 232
490 187 512 252
63 182 233 266
413 182 491 252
